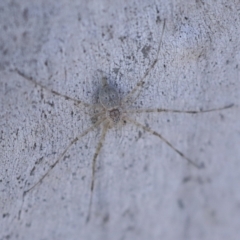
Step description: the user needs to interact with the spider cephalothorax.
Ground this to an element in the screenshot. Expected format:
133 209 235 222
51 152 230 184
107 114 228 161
107 108 121 124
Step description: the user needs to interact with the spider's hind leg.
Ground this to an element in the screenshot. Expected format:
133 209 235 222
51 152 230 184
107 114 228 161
14 68 92 108
123 19 166 106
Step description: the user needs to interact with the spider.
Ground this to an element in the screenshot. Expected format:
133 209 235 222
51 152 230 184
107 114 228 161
14 19 233 222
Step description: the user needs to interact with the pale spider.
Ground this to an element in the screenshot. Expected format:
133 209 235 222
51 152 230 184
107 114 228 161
14 19 233 222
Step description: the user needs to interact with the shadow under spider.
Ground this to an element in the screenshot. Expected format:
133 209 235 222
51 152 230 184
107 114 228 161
13 19 234 222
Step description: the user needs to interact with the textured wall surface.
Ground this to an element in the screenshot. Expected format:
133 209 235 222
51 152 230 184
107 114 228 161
1 1 240 240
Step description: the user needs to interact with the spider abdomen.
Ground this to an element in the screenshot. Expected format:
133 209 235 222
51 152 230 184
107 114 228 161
99 85 120 109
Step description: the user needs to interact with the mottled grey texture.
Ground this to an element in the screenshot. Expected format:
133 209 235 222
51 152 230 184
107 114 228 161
1 1 240 240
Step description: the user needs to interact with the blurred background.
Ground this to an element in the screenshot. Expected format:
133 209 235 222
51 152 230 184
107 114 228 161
0 1 239 240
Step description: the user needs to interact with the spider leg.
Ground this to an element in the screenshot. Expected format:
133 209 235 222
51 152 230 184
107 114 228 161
126 104 234 114
126 117 204 169
122 19 166 105
18 117 105 219
86 120 109 223
14 68 92 108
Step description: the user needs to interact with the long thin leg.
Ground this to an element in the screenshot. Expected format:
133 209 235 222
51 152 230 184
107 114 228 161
126 104 234 114
86 121 109 223
126 117 204 169
123 19 166 105
14 68 92 108
18 117 105 219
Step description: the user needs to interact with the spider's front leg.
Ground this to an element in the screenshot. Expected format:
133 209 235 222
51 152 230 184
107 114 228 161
18 116 105 220
126 103 234 115
125 117 204 169
86 120 110 223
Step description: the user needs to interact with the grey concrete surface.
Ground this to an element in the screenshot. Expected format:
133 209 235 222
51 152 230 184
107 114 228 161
0 1 240 240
